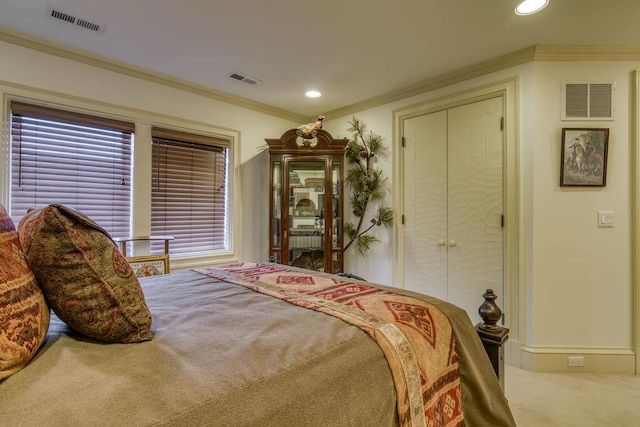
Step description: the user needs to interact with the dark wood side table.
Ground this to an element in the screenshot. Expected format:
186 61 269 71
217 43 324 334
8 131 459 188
475 323 509 390
475 288 508 390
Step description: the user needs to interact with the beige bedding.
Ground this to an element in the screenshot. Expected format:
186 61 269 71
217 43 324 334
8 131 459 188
0 267 515 426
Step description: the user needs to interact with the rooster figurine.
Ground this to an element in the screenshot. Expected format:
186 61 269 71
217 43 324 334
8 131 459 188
296 115 325 141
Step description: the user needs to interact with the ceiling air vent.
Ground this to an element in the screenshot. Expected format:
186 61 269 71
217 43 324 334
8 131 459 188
46 5 106 32
230 73 261 86
561 82 614 121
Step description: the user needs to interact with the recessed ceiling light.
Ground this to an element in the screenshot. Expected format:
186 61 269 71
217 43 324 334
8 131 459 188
305 90 322 98
515 0 549 15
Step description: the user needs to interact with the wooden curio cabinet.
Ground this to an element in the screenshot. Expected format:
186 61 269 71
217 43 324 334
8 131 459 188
266 129 348 273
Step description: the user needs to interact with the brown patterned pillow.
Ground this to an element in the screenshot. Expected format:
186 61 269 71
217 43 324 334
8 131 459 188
0 204 50 379
18 204 152 343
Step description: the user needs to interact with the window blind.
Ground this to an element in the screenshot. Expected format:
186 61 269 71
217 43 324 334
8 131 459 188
10 101 133 237
151 127 230 255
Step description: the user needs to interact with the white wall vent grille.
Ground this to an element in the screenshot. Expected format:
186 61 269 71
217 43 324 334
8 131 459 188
561 82 614 121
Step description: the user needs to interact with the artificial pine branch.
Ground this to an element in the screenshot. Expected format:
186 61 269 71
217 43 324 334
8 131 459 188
343 116 394 256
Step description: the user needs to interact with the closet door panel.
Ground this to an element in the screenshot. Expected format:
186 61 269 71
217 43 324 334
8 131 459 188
447 97 504 322
403 111 448 300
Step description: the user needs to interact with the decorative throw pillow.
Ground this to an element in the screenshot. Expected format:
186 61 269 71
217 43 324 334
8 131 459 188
0 204 50 379
18 204 152 343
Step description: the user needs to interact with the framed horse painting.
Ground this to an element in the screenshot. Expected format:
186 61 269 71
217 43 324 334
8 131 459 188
560 128 609 187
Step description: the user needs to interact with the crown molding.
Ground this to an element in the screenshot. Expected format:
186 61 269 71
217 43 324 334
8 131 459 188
0 26 308 123
324 45 640 120
323 46 537 120
534 45 640 61
3 24 639 123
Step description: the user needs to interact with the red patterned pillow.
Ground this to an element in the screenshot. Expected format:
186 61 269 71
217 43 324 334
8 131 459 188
18 204 152 343
0 204 50 379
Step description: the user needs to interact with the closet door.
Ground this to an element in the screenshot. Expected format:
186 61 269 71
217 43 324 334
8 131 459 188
402 97 503 323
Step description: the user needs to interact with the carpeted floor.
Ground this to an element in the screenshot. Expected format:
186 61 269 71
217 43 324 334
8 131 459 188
505 364 640 426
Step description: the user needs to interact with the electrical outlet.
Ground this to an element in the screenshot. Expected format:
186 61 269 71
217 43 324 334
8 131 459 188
568 356 584 367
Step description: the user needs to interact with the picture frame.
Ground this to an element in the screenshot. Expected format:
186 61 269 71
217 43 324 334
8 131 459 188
127 255 169 277
560 128 609 187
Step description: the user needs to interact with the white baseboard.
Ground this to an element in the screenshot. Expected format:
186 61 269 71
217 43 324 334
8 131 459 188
506 341 636 374
504 339 522 368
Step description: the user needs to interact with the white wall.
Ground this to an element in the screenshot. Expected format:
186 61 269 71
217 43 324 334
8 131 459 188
0 40 298 265
326 60 639 373
527 61 633 363
324 107 397 285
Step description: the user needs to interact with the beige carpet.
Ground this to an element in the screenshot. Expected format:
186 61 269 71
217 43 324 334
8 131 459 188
505 364 640 426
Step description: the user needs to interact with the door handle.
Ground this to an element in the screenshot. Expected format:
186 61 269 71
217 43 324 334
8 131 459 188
448 239 457 247
438 239 446 246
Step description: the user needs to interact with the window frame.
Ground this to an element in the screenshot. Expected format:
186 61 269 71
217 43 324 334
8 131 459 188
9 101 135 237
1 92 240 268
150 126 232 257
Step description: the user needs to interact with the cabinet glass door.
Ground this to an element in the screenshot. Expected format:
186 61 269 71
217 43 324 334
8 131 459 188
288 161 325 271
271 161 282 263
331 162 342 272
331 163 341 249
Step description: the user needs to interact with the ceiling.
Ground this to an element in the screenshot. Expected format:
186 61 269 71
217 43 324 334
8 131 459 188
1 0 639 120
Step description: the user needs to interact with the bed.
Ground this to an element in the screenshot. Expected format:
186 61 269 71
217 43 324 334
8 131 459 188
0 204 515 426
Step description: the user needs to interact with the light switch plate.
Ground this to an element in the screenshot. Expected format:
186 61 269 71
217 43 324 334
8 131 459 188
597 210 614 227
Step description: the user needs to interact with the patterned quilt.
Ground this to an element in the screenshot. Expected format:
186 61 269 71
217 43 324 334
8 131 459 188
195 262 465 427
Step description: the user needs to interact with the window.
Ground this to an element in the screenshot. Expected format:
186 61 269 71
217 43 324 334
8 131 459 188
10 102 133 237
151 127 230 256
